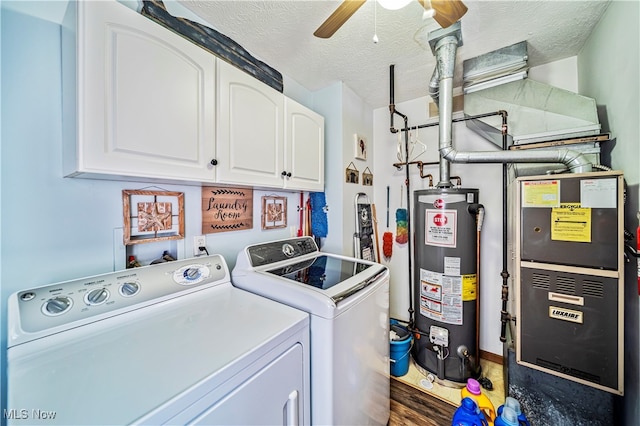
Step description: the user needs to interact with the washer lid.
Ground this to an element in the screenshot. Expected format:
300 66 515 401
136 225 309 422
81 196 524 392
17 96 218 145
7 284 308 425
265 255 372 290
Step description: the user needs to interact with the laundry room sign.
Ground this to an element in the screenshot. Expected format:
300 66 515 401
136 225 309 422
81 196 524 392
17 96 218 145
202 186 253 234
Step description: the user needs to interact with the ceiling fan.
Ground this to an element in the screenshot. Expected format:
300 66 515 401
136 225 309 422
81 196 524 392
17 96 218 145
314 0 468 39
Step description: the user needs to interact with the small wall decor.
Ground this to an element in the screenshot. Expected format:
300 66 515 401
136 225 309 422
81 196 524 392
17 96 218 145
354 134 367 160
362 167 373 186
345 162 360 184
261 195 287 230
122 189 185 245
202 186 253 234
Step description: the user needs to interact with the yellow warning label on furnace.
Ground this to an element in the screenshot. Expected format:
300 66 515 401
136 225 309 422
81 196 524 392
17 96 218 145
551 203 591 242
462 274 477 301
522 180 560 208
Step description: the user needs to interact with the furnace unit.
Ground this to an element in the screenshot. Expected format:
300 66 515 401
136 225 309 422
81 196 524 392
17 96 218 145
515 171 624 395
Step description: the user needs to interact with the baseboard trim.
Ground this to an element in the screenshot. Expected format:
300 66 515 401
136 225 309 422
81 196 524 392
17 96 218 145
480 350 504 365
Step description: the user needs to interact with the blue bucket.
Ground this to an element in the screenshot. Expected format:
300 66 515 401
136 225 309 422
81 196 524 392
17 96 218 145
390 323 412 377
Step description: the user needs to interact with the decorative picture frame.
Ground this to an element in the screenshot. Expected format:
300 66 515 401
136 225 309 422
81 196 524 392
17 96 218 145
261 195 287 230
122 189 185 245
362 167 373 186
345 161 360 184
354 134 367 160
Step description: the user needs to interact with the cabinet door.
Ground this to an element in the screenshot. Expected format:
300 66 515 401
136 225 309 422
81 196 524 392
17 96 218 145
78 1 216 181
216 59 284 187
285 98 325 191
190 344 305 425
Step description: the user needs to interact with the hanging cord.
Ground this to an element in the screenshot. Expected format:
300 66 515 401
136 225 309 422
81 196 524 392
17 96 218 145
372 0 379 43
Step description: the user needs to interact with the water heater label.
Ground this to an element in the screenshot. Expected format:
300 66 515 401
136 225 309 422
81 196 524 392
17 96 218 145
419 268 463 325
425 209 457 247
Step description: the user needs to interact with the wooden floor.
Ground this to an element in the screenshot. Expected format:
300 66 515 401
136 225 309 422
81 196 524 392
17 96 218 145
389 377 457 425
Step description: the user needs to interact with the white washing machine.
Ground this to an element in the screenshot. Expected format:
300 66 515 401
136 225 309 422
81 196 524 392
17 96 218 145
232 237 390 426
6 255 309 425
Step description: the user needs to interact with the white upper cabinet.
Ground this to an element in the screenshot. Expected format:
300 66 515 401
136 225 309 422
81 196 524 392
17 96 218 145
217 60 325 190
216 59 285 187
63 0 217 182
284 98 325 191
63 0 324 189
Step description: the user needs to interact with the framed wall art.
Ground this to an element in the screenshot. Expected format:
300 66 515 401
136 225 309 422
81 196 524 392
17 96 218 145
345 162 359 184
362 167 373 186
122 189 185 245
355 134 367 160
261 195 287 230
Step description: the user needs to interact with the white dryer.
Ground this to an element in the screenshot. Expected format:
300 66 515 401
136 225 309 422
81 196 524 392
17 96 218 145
233 237 390 425
6 255 309 425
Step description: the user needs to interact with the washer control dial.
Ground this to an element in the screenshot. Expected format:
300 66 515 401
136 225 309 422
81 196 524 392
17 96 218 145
84 288 109 306
42 296 73 316
119 281 140 297
173 264 211 285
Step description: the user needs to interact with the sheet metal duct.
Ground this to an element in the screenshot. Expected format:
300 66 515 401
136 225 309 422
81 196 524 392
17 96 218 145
462 41 601 147
427 25 592 187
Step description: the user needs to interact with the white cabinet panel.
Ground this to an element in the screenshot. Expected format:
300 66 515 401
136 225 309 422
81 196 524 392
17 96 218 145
189 344 305 425
285 98 325 191
216 59 284 187
65 0 216 182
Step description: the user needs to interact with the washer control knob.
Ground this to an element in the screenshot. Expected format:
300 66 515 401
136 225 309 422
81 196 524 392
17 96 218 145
85 288 109 306
184 267 201 280
43 296 73 316
173 264 210 285
119 282 140 297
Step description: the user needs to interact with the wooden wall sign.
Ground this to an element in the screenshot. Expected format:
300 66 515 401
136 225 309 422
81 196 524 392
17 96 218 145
202 186 253 234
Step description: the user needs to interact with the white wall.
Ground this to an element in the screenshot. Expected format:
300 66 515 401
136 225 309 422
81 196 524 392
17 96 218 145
577 0 640 422
312 82 375 257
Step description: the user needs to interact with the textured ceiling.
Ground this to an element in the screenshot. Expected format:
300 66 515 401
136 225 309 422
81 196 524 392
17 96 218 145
175 0 611 109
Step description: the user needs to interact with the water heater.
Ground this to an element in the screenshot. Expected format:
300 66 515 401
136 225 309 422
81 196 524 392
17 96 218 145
515 171 624 395
412 187 481 385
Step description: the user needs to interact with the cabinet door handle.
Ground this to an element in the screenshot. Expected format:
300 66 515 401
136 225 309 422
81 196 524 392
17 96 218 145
210 159 218 166
286 172 292 178
283 390 299 426
281 171 287 177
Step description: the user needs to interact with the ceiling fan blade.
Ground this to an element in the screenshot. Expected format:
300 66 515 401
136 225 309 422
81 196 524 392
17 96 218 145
420 0 468 28
314 0 367 39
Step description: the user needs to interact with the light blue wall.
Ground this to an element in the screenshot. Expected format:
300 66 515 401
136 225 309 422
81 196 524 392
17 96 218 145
0 5 317 412
577 0 640 422
312 82 344 255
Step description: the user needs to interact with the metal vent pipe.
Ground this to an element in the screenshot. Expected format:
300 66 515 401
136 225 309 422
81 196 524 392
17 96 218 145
428 25 593 183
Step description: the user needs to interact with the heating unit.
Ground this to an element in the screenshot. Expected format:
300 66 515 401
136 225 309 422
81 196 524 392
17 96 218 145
515 170 624 395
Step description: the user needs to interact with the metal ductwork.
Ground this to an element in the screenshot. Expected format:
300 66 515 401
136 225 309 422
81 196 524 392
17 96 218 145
427 26 593 186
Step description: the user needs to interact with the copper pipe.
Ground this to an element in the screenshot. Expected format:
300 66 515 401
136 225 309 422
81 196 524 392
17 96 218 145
392 161 437 187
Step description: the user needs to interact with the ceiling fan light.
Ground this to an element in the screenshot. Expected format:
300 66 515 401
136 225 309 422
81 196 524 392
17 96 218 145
422 8 435 20
378 0 413 11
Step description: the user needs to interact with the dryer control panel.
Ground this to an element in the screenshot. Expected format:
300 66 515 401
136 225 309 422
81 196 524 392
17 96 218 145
8 255 228 346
